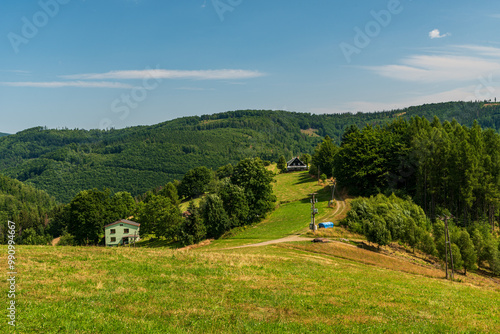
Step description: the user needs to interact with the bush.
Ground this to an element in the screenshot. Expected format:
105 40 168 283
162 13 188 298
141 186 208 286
418 232 437 256
22 228 50 245
450 243 464 271
341 194 430 250
57 231 75 246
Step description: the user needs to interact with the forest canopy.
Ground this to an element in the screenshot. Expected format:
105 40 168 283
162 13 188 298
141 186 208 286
1 101 499 202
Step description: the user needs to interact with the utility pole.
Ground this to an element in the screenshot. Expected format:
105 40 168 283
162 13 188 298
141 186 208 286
328 180 336 207
439 215 454 280
310 193 318 231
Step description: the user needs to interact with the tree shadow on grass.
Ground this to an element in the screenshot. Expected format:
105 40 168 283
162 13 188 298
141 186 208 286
299 186 332 204
356 241 382 253
135 237 181 249
293 172 316 185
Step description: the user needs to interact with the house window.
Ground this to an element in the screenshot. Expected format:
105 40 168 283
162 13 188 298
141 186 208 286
110 229 116 234
124 229 129 234
110 237 116 242
120 224 123 226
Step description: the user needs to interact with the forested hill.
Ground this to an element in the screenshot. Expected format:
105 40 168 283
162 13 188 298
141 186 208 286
0 133 9 137
0 173 57 243
1 101 500 202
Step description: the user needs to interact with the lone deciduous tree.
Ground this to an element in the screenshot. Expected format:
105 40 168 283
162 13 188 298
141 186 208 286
277 155 287 173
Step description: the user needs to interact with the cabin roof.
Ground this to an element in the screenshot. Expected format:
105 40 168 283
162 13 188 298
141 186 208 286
287 157 307 166
104 219 140 228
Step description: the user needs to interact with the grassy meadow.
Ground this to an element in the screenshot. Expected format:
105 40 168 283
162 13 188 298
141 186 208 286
2 171 500 333
2 245 499 333
206 170 339 249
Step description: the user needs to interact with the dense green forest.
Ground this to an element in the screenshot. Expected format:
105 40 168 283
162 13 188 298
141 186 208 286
0 173 57 244
1 102 500 202
331 117 500 226
315 115 500 275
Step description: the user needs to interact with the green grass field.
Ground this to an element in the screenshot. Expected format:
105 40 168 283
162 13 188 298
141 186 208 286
207 170 338 249
2 171 500 333
3 245 499 333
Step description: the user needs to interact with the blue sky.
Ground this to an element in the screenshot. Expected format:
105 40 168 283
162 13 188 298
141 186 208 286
1 0 500 133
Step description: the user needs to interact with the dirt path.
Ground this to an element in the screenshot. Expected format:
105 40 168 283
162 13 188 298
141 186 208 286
51 237 60 246
330 192 345 218
226 193 347 250
230 234 311 249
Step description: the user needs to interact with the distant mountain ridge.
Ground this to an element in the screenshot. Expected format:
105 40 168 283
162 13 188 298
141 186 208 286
1 101 499 202
0 133 9 137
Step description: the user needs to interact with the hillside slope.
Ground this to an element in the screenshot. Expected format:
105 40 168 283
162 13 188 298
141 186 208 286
0 173 57 241
9 232 499 333
1 102 500 202
5 170 500 333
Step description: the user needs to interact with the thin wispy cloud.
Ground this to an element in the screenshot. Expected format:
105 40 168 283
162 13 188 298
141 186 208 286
343 86 481 112
1 70 31 74
453 45 500 57
3 69 265 90
61 69 266 80
429 29 450 39
366 45 500 83
176 87 214 91
0 81 134 89
312 85 499 115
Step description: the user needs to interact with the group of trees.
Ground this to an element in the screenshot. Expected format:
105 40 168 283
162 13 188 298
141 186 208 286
0 174 57 245
316 116 500 274
342 194 500 274
49 189 136 245
342 194 432 251
330 117 500 227
177 158 276 245
41 157 275 246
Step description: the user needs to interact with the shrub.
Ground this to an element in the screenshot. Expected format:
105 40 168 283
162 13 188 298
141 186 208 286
57 231 75 246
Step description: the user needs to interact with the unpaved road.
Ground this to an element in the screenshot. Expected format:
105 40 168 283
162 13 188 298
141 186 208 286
230 234 311 249
227 194 347 250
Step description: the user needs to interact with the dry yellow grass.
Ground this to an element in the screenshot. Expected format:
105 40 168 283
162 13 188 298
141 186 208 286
307 226 366 240
279 241 500 289
280 242 448 279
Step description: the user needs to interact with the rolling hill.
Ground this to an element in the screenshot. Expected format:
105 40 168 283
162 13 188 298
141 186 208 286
6 170 499 333
1 101 500 202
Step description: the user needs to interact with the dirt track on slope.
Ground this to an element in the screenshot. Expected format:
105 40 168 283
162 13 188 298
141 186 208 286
228 193 347 250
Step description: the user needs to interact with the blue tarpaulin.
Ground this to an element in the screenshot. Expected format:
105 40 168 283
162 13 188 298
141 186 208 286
318 222 334 229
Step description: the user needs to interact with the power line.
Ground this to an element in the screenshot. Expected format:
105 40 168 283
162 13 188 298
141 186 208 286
438 215 454 280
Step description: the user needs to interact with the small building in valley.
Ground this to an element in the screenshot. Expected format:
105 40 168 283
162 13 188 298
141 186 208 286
105 219 140 246
287 157 308 172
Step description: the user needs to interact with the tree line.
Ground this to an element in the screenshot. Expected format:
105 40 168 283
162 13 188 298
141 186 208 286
309 117 500 274
2 102 499 203
42 157 275 246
